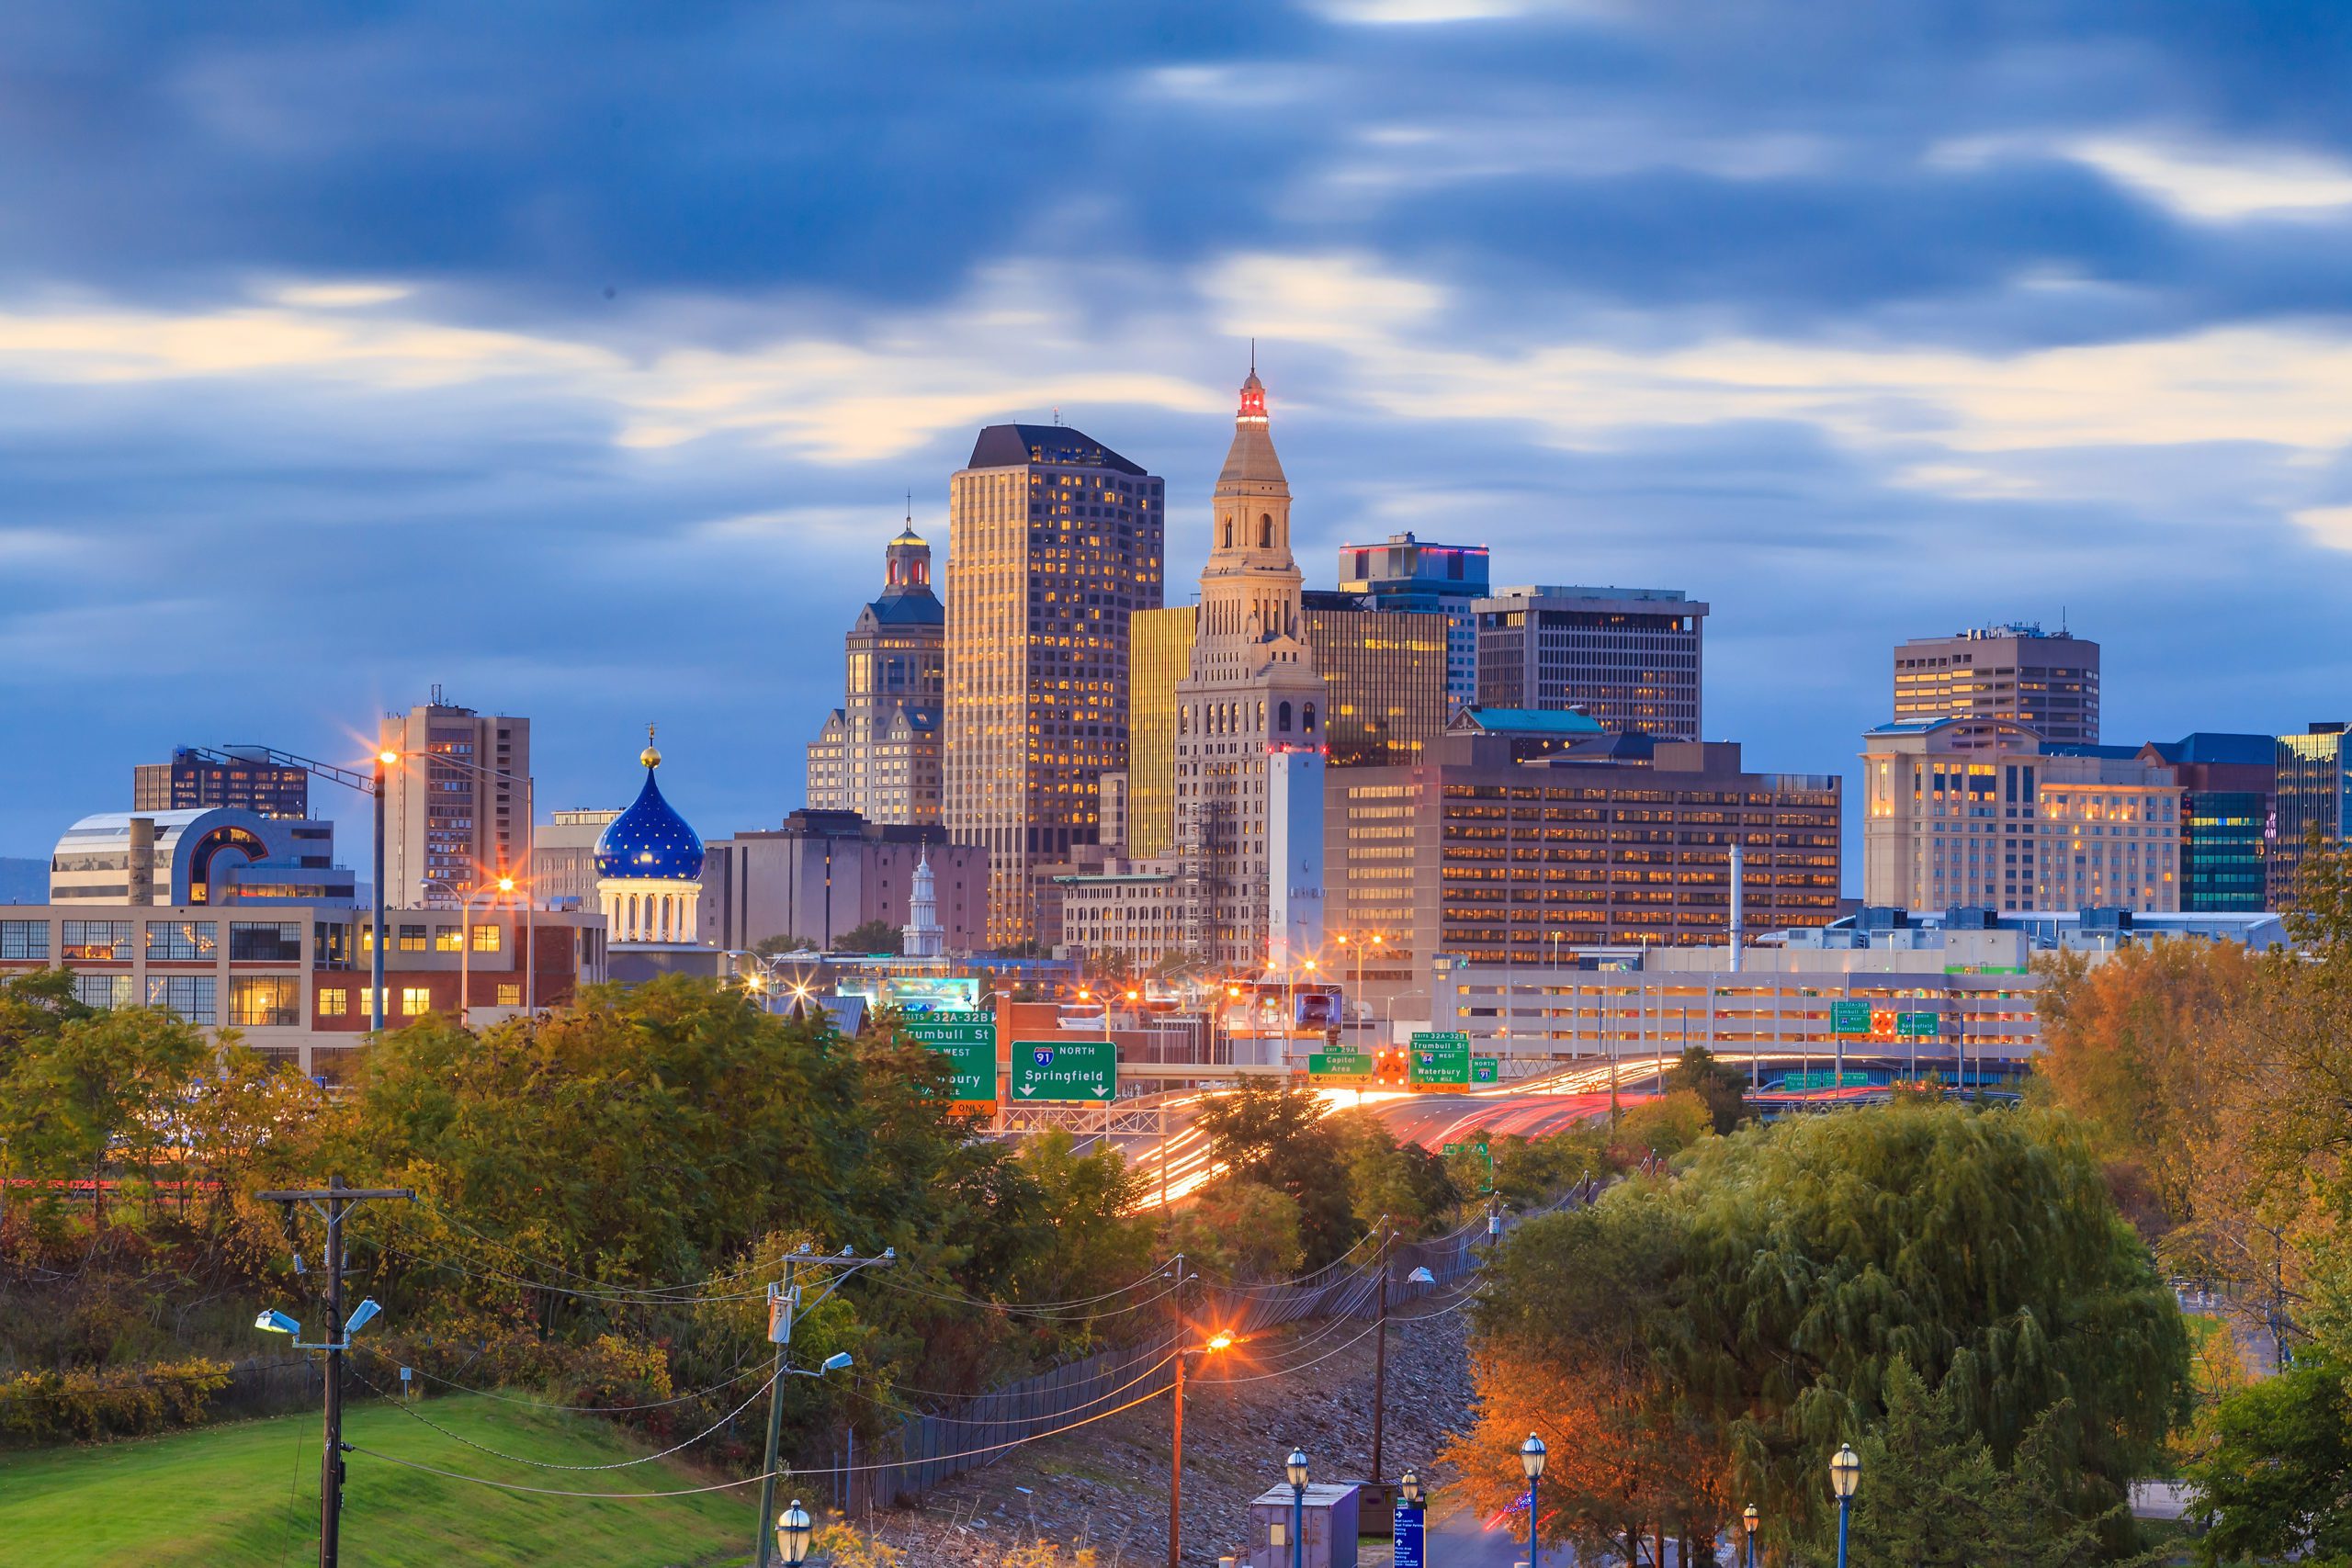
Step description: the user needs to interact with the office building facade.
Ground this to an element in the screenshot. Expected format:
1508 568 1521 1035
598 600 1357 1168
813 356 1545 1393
531 807 620 912
699 809 987 954
806 523 946 826
1172 366 1328 969
944 424 1164 946
1475 586 1708 739
1337 532 1491 708
2132 734 2276 912
378 695 532 909
134 748 309 819
50 808 350 906
1862 716 2181 914
0 900 602 1079
2271 722 2352 908
1125 605 1198 861
1300 591 1453 768
1326 730 1841 1015
1892 624 2100 744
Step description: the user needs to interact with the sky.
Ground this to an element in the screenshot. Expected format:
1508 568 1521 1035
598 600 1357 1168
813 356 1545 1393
5 2 2352 885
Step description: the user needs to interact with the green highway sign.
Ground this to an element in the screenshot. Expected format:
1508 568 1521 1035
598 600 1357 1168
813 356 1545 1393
1782 1071 1871 1091
1471 1056 1500 1085
1309 1051 1374 1077
1895 1010 1939 1038
1408 1032 1472 1087
1009 1039 1117 1103
1829 1000 1871 1035
899 1010 998 1111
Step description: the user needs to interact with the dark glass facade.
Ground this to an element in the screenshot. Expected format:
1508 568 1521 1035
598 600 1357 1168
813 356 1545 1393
2181 791 2268 911
1302 592 1451 768
133 749 309 819
2271 725 2351 908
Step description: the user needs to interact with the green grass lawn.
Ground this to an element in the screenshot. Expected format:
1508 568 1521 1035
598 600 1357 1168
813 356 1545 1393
0 1393 764 1567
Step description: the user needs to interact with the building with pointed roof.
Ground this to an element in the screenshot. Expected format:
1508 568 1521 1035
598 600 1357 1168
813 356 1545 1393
807 519 946 826
597 730 707 944
1173 361 1328 971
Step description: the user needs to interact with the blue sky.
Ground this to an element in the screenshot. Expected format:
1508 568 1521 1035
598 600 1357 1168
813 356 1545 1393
5 2 2352 882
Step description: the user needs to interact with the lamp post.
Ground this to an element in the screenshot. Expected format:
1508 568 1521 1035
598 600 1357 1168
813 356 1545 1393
752 1247 892 1568
774 1499 813 1565
1284 1447 1309 1568
1741 1504 1758 1568
1830 1443 1861 1568
458 875 514 1028
372 749 394 1033
1519 1432 1546 1568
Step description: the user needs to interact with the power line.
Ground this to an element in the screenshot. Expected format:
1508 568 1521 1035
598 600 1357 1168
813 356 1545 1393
349 1363 779 1472
347 1378 1180 1500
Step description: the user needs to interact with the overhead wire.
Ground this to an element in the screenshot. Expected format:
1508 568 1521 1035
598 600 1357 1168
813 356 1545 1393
350 1341 770 1414
349 1361 780 1472
348 1379 1180 1500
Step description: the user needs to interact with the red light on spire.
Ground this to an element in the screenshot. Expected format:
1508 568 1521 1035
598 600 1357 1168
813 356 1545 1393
1238 344 1267 422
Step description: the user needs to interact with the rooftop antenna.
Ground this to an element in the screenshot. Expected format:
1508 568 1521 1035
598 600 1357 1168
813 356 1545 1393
1250 336 1257 375
1051 406 1062 426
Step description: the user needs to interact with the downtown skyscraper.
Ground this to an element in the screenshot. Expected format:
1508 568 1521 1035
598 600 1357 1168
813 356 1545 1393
1173 365 1327 970
944 423 1165 946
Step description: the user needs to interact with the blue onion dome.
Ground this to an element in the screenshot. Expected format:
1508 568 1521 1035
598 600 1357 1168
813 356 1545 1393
594 732 705 881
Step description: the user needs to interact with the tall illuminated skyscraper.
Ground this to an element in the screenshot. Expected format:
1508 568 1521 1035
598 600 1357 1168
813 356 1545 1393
1125 604 1198 861
944 424 1164 947
1173 363 1326 969
806 520 945 825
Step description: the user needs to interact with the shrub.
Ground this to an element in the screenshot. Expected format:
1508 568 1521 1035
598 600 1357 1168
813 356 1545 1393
0 1357 231 1443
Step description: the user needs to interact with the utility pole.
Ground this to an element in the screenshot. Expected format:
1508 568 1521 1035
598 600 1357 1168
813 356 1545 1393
753 1245 895 1568
1168 1256 1186 1568
256 1176 415 1568
1370 1218 1391 1485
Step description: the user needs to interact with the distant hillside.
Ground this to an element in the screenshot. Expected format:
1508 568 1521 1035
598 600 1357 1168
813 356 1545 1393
0 858 45 903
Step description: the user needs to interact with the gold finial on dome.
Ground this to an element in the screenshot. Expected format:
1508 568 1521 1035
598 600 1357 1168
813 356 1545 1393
639 722 662 770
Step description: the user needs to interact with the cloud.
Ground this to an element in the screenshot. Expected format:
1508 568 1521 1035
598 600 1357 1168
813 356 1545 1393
2066 136 2352 222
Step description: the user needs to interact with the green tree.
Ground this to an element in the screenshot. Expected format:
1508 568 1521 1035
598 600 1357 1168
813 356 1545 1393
0 998 210 1224
838 919 902 955
1193 1078 1360 1268
1846 1357 2119 1568
2184 1354 2352 1565
1665 1045 1748 1135
1330 1112 1460 1236
1468 1102 2188 1559
1161 1179 1302 1282
752 933 817 958
1012 1130 1155 1319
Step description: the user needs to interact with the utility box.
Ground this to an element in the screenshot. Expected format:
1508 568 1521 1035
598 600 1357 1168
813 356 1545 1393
1247 1483 1362 1568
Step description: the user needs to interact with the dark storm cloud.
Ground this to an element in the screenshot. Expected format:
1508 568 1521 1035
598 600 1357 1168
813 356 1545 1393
3 1 2352 871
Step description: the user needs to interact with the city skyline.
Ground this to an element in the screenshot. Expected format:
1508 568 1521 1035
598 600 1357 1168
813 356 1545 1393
6 6 2352 873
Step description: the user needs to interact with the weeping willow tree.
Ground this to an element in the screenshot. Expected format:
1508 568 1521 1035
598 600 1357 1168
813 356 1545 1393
1465 1100 2190 1562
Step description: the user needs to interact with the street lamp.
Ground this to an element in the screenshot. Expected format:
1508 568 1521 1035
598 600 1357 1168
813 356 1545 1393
1170 1323 1235 1568
1519 1431 1547 1568
457 874 516 1029
1284 1447 1309 1568
1830 1443 1861 1568
1742 1503 1759 1568
774 1499 813 1565
1399 1470 1422 1507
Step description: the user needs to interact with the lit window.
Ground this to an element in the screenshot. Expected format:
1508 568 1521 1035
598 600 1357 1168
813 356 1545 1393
435 926 462 952
318 987 348 1017
401 987 432 1018
469 924 502 953
496 984 522 1008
